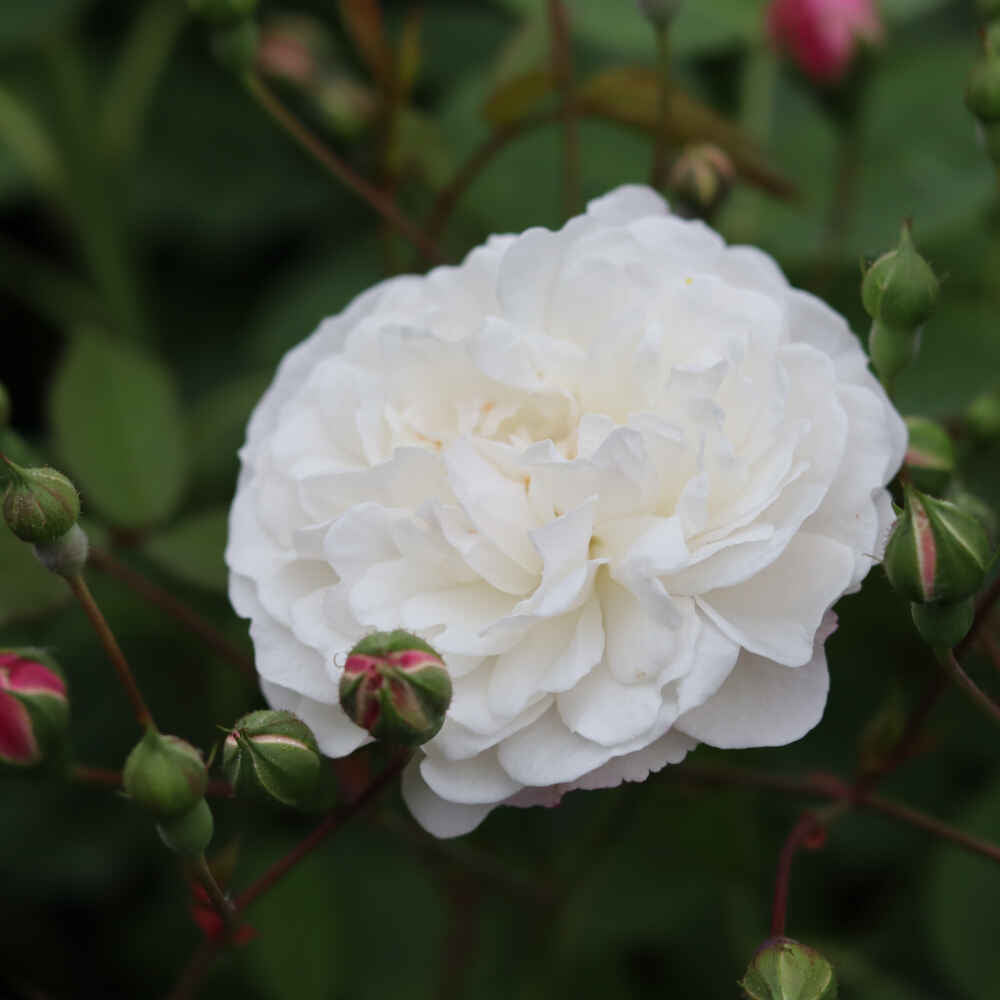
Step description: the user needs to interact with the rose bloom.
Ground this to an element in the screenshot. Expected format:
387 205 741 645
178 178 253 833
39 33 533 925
768 0 884 84
227 186 904 837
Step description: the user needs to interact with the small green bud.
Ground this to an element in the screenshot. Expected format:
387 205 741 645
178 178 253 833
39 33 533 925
188 0 257 22
861 222 939 331
33 522 89 578
903 416 955 495
668 144 735 220
867 319 918 385
884 488 993 605
340 631 452 747
967 29 1000 124
157 799 214 856
0 383 9 431
123 728 208 819
223 709 322 809
1 459 80 544
946 485 997 544
740 938 837 1000
212 19 259 74
911 598 975 649
966 388 1000 440
637 0 684 30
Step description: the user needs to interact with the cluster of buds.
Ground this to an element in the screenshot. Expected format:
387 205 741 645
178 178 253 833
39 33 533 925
123 728 213 856
860 221 939 387
222 709 322 809
668 144 736 221
884 487 994 648
967 3 1000 170
339 631 452 747
740 938 837 999
0 649 69 768
1 456 88 577
187 0 259 75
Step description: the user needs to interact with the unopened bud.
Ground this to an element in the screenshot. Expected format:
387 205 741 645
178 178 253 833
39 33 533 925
966 388 1000 440
946 485 997 544
0 649 69 767
669 144 735 220
124 728 208 819
188 0 257 23
223 709 322 808
867 319 918 385
339 631 452 746
2 458 80 544
157 799 214 856
33 522 89 578
911 597 975 649
903 416 955 495
637 0 684 29
0 383 9 431
884 488 992 606
862 222 939 332
967 25 1000 125
740 938 837 1000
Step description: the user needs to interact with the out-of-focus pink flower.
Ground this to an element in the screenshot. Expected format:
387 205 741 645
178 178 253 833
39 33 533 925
768 0 884 84
0 651 68 766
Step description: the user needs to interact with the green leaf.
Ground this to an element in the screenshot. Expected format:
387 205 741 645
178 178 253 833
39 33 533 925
927 772 1000 999
0 527 67 626
49 332 188 529
142 507 230 594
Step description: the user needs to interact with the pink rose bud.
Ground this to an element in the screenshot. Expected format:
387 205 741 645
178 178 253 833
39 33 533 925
768 0 884 84
0 649 69 767
339 631 452 746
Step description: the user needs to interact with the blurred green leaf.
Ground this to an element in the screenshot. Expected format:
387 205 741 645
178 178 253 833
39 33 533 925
927 772 1000 999
0 527 67 625
49 333 188 529
0 83 64 197
0 0 87 51
143 507 229 594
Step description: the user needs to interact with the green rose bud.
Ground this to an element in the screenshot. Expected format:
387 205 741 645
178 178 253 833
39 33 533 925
884 488 993 606
740 938 837 1000
123 728 208 819
188 0 257 22
862 222 939 332
966 388 1000 440
867 319 918 385
911 598 975 649
157 799 214 856
903 416 955 495
223 709 322 809
340 631 452 747
1 458 80 544
668 144 735 220
967 25 1000 124
946 485 997 544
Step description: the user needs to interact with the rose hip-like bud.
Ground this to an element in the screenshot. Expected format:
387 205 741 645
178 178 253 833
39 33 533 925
884 488 993 606
967 25 1000 125
124 728 208 819
740 937 838 999
862 222 939 333
946 485 997 544
911 597 975 649
867 319 917 385
768 0 883 85
339 631 452 746
669 144 736 220
223 709 321 808
966 388 1000 440
637 0 684 29
157 799 215 856
903 416 955 496
188 0 257 22
0 649 69 767
1 458 80 544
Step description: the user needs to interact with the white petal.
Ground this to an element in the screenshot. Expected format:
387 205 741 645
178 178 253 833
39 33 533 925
585 184 669 225
572 729 696 790
419 750 524 805
401 758 495 837
556 663 662 746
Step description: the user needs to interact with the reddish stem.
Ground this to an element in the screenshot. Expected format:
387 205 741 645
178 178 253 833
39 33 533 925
770 813 828 938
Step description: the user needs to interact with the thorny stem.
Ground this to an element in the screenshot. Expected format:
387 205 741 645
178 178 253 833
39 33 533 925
243 74 440 264
66 573 154 729
88 547 255 680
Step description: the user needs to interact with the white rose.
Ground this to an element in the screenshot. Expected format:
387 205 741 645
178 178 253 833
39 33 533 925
226 185 905 837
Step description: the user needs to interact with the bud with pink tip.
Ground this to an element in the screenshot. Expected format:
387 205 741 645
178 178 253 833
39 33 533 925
767 0 883 85
0 648 69 767
339 631 452 746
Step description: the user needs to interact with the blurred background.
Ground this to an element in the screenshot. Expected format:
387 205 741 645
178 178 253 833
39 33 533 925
2 0 1000 996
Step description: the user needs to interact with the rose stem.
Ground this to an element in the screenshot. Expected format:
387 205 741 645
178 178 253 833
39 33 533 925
242 74 441 265
547 0 580 218
650 20 672 191
88 546 256 680
769 812 829 938
194 854 237 931
66 572 154 730
937 648 1000 727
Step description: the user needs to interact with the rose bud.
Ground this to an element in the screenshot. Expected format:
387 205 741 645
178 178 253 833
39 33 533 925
966 388 1000 441
0 649 69 768
157 799 215 856
223 709 322 808
910 597 975 650
862 222 939 333
740 937 838 999
867 319 918 385
339 631 452 747
188 0 257 22
967 24 1000 126
669 144 736 220
1 458 80 544
123 728 209 819
637 0 684 29
946 485 997 545
768 0 883 85
883 488 992 606
903 416 955 496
